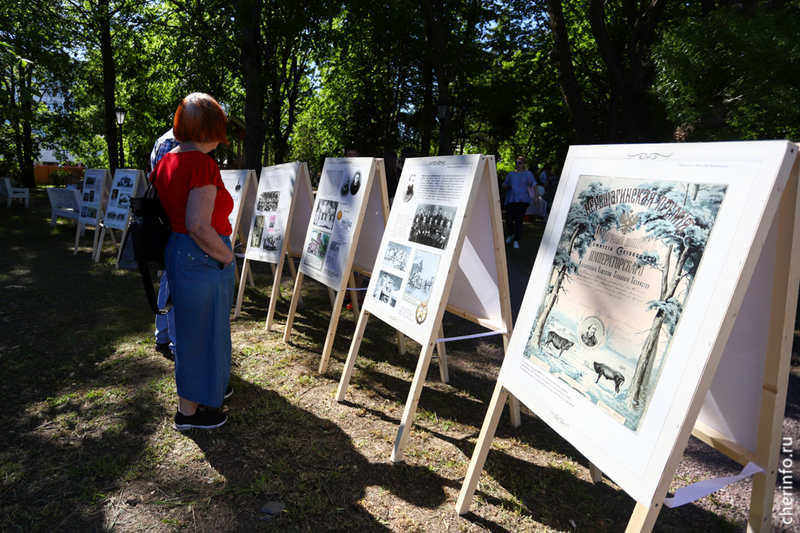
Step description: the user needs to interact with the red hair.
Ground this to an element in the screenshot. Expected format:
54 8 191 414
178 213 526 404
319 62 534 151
173 93 229 145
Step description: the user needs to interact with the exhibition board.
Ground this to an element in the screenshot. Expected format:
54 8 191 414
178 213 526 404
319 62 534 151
221 169 258 285
233 162 314 330
455 141 799 533
282 157 390 373
335 154 518 462
95 169 146 265
75 168 112 256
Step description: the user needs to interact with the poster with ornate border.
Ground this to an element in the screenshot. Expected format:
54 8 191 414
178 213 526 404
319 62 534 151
481 141 797 508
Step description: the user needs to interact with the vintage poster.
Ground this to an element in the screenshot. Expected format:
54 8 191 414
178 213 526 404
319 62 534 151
493 141 796 505
363 155 482 344
78 169 110 225
298 158 373 289
244 164 297 264
522 176 727 433
102 169 141 230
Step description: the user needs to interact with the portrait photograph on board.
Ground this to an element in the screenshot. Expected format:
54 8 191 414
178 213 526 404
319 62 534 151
313 199 338 230
251 215 265 248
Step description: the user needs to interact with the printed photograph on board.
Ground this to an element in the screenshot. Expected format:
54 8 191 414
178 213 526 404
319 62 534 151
262 233 281 252
251 215 265 248
257 190 281 212
403 249 440 303
522 176 727 432
382 242 412 272
373 270 402 307
313 199 338 230
303 229 331 271
408 204 457 250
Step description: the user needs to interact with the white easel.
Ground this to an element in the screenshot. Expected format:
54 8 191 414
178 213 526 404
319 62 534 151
233 162 314 330
75 168 112 257
95 169 146 264
221 169 258 285
335 154 520 463
456 142 799 533
283 158 396 373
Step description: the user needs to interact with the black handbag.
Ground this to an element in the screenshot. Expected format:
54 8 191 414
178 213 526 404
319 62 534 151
120 171 172 314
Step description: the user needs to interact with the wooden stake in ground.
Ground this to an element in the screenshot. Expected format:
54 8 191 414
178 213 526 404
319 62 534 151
456 141 799 533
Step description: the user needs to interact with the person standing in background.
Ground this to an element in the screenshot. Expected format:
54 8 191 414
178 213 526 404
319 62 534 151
150 128 180 360
502 157 534 249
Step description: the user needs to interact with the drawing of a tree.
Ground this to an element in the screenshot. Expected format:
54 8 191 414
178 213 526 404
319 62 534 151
531 183 626 346
627 183 727 406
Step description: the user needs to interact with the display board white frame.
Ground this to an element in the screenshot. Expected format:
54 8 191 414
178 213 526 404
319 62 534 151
75 168 112 256
456 141 799 533
335 154 519 462
233 162 314 330
221 169 258 285
95 169 146 264
283 157 393 372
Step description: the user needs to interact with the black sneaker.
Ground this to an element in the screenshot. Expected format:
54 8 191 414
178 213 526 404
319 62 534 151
155 342 174 361
224 385 234 399
174 408 228 430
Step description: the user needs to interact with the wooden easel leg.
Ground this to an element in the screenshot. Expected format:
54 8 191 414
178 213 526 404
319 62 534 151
396 330 406 355
347 272 361 316
114 227 129 269
327 286 336 307
319 288 347 374
507 393 521 428
336 309 371 401
94 227 106 262
391 340 437 463
588 462 603 483
456 382 509 514
748 150 800 533
92 225 101 258
287 256 301 306
436 324 449 383
624 501 660 533
265 258 284 332
234 259 250 319
283 272 304 343
74 224 81 255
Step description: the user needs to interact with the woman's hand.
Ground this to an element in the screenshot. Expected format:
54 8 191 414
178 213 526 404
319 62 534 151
185 185 235 266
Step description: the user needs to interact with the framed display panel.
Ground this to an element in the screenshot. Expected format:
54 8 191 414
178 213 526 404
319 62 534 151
335 154 519 462
283 157 390 372
221 169 257 251
233 162 314 331
456 141 799 532
75 168 112 255
95 169 145 264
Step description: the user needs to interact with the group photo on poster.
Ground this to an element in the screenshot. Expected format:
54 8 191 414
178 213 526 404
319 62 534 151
521 176 727 432
408 204 456 250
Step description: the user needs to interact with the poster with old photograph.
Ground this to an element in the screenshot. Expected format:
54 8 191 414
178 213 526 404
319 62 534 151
103 169 141 230
496 141 796 505
79 169 110 225
298 158 374 289
362 154 483 345
244 164 297 264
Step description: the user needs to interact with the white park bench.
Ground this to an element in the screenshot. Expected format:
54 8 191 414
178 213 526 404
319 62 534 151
1 177 30 208
46 187 82 227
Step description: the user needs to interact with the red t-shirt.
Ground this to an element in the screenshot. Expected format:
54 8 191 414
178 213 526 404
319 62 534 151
153 151 233 235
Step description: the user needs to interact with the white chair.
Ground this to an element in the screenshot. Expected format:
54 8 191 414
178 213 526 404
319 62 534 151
46 187 82 226
0 177 30 208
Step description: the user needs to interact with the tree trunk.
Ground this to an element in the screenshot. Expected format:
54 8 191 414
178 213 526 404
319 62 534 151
237 0 266 171
99 0 118 172
545 0 595 144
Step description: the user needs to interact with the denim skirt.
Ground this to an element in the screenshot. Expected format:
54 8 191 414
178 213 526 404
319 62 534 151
165 233 235 407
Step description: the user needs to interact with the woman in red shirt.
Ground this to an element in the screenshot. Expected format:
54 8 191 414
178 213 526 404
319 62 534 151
153 93 235 430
